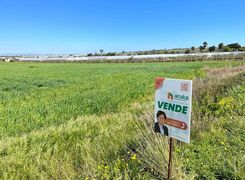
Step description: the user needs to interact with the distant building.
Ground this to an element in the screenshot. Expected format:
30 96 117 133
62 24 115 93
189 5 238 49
5 58 12 62
4 57 17 62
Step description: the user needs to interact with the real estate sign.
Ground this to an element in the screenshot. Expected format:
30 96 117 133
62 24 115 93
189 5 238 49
154 77 192 143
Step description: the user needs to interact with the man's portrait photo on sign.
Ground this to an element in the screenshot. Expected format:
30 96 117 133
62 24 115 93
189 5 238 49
154 110 169 136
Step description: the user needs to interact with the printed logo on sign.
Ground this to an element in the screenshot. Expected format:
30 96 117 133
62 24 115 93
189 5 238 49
167 92 174 100
167 92 189 102
174 94 189 101
181 83 189 92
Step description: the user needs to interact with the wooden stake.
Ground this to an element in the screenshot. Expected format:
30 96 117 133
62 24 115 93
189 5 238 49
167 137 174 180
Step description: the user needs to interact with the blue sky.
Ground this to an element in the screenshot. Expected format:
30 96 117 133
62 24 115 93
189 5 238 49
0 0 244 54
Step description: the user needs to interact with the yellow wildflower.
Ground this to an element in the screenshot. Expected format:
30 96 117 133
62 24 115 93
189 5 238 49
131 154 137 160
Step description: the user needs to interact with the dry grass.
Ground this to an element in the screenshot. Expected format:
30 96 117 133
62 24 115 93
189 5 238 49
204 65 245 77
191 66 245 135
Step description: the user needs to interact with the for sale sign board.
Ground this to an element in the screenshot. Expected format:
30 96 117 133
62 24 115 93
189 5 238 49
154 77 192 143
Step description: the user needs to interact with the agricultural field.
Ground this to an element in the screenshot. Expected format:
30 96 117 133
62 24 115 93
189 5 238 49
0 60 244 179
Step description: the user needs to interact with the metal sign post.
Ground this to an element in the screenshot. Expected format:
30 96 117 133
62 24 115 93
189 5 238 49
167 137 174 180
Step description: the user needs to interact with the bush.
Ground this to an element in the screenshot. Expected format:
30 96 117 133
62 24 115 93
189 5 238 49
185 49 191 54
208 46 216 52
238 47 245 51
223 46 232 52
106 52 116 56
227 43 241 50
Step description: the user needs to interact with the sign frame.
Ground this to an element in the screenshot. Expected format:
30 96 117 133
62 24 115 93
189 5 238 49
154 77 192 143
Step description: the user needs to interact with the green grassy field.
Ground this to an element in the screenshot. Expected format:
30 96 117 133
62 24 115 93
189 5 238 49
0 61 244 179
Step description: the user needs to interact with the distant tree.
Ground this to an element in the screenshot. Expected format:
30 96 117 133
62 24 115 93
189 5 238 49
106 52 116 56
203 41 208 48
208 46 216 52
191 46 195 51
185 49 191 54
223 46 232 52
218 43 224 50
122 50 125 54
87 53 93 56
199 46 205 52
227 43 241 50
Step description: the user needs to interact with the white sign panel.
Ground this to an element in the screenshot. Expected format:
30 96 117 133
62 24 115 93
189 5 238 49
154 77 192 143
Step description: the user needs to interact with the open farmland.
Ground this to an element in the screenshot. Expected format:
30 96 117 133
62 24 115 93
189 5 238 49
0 61 244 179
